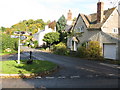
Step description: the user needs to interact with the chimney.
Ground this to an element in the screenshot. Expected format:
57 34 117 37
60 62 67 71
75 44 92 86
67 10 72 21
97 1 104 23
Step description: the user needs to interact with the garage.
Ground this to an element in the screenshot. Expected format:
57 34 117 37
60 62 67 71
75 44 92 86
103 44 117 60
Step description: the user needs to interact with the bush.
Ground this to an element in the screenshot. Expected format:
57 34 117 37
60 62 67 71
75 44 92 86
87 41 102 58
33 40 38 48
77 41 102 58
30 40 38 48
53 42 69 55
77 46 88 58
1 34 18 53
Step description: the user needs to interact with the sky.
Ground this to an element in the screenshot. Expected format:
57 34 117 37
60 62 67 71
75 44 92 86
0 0 119 28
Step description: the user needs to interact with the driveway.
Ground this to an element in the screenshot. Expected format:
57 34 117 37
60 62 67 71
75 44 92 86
1 46 120 88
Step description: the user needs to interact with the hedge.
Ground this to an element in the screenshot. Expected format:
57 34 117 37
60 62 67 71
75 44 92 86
1 34 18 52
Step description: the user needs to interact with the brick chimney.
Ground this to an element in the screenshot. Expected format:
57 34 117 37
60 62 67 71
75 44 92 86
97 1 104 23
67 10 72 21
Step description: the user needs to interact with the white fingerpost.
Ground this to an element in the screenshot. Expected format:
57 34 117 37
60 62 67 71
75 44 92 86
18 34 20 64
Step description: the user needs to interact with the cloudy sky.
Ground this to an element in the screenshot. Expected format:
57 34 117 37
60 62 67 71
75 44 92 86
0 0 119 27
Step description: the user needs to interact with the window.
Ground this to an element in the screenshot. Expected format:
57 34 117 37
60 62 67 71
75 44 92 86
113 28 118 33
78 26 84 33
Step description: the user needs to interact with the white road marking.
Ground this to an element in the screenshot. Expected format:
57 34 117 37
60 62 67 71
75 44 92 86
108 74 115 76
70 76 80 78
99 63 119 68
35 76 42 79
58 76 66 79
80 67 85 70
117 67 120 69
45 77 55 79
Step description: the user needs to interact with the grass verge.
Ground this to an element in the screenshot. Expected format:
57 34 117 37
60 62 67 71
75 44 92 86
0 60 57 74
0 51 17 56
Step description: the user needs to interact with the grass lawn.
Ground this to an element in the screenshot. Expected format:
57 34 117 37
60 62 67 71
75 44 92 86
0 51 17 56
0 60 57 74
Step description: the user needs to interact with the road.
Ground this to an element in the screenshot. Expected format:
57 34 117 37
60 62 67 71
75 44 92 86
1 46 120 88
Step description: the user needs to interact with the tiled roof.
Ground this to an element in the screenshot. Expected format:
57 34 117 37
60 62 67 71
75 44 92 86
80 7 116 29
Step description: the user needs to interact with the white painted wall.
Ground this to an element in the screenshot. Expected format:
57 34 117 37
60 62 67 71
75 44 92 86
34 25 56 47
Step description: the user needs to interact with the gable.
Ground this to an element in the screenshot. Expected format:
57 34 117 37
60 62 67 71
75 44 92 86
102 9 119 34
73 7 116 30
73 14 87 33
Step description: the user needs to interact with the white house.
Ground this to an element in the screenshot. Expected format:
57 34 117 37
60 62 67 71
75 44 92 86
33 25 56 47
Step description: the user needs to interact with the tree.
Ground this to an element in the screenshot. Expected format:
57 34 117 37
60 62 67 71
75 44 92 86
43 32 60 48
48 21 56 30
56 15 67 42
56 15 66 32
0 26 6 32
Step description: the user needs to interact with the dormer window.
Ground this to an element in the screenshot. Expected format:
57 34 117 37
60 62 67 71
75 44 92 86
112 28 118 33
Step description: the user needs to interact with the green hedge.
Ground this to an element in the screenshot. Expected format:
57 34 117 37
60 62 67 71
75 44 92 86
1 34 18 52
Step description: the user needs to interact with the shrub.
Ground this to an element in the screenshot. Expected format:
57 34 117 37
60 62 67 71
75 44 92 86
87 41 102 58
77 46 88 58
53 42 69 55
1 34 18 53
33 40 38 48
30 40 38 48
77 41 102 58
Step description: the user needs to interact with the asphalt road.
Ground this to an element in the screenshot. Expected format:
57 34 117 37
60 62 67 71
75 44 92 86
1 46 120 88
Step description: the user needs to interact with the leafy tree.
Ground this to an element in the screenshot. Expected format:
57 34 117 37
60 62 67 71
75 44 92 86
11 19 45 34
56 15 67 42
46 20 51 25
56 15 66 32
43 32 60 48
48 21 56 30
5 28 13 35
0 27 6 32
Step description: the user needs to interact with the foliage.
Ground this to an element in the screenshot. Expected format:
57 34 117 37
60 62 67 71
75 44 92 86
53 42 70 55
56 15 66 32
1 60 57 74
48 21 56 30
77 41 102 58
9 19 46 34
1 34 18 52
77 46 88 58
87 41 102 58
0 26 6 32
56 15 67 42
33 40 38 48
30 40 38 48
43 32 60 47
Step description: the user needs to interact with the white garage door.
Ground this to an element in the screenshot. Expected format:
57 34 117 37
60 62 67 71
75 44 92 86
103 44 116 60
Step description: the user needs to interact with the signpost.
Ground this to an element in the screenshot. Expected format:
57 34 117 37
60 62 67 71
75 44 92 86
11 31 26 64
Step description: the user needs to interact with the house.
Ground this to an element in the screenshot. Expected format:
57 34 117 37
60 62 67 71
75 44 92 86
33 21 56 47
67 1 120 60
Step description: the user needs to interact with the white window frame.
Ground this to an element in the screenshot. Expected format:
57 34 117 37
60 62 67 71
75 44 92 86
112 28 118 33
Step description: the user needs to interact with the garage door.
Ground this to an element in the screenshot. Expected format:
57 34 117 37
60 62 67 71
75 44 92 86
103 44 116 60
